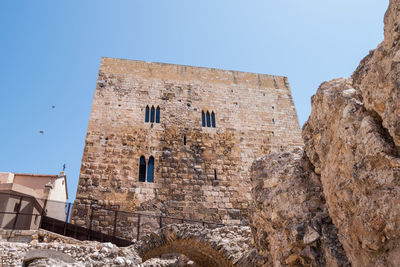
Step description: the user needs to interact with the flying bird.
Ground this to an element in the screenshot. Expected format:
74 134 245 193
63 164 66 171
39 130 44 134
52 105 55 109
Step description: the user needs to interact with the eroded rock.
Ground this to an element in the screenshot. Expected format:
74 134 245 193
303 74 400 267
249 149 349 266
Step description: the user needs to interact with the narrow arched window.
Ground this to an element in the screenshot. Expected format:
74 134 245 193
206 111 211 127
147 156 154 183
202 111 205 127
150 106 155 123
211 112 216 128
145 106 149 123
156 106 160 123
139 156 146 182
184 135 186 145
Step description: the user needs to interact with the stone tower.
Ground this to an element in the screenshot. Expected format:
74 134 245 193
71 57 302 228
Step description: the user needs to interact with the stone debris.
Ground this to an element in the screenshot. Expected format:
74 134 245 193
0 239 195 267
0 228 207 267
0 226 258 266
0 240 142 267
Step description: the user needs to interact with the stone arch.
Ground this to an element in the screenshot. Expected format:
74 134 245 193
136 224 254 267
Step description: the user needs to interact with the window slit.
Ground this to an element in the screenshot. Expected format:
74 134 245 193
145 106 150 122
206 111 211 127
156 106 160 123
147 156 154 183
211 112 216 128
150 106 155 123
139 156 146 182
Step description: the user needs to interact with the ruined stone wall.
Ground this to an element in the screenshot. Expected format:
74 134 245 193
71 57 302 229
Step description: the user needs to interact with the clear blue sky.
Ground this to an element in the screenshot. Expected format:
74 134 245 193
0 1 389 201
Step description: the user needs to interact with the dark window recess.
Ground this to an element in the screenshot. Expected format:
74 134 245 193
145 106 149 122
272 118 275 124
206 111 211 127
139 156 146 182
214 169 217 180
156 106 160 123
105 137 109 145
14 203 20 212
202 110 216 128
150 106 155 123
147 156 154 183
184 135 186 145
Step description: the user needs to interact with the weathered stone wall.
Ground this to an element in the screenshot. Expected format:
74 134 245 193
71 58 302 230
137 224 258 267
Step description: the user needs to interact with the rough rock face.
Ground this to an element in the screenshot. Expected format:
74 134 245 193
249 149 349 266
250 1 400 266
352 0 400 147
303 75 400 265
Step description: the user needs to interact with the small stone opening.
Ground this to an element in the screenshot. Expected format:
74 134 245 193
139 156 146 182
184 135 186 146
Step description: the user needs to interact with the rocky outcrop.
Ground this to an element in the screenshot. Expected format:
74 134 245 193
352 0 400 147
250 1 400 266
249 149 349 266
303 76 400 266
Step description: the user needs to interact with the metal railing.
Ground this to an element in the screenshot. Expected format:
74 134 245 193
0 192 225 246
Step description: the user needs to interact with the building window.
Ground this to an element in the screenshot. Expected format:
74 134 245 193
214 169 217 180
202 110 216 128
145 105 161 123
150 106 155 123
206 111 211 127
147 156 154 183
156 106 160 123
145 106 149 122
211 112 216 128
184 135 186 146
139 156 146 182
